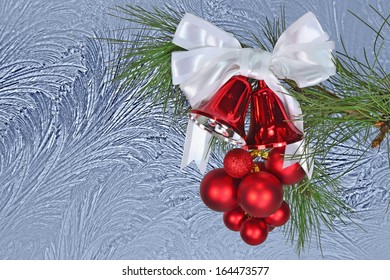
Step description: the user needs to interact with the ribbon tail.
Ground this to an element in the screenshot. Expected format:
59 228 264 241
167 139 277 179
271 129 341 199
181 121 212 174
283 140 314 179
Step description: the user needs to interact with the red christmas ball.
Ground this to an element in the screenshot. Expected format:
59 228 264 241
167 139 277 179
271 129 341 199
268 225 275 232
200 168 238 212
223 148 253 178
223 206 247 231
240 217 268 246
265 147 306 185
264 201 291 227
237 171 283 218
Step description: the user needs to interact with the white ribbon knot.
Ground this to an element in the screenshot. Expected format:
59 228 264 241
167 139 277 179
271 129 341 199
240 48 271 79
172 12 336 178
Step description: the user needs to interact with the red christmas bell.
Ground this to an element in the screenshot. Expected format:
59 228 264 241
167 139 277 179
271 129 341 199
244 80 303 150
190 76 251 145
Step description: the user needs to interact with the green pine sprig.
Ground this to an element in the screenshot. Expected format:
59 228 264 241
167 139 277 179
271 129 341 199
107 5 186 115
284 164 352 253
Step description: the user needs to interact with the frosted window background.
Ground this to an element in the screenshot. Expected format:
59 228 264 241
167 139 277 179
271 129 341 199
0 0 389 260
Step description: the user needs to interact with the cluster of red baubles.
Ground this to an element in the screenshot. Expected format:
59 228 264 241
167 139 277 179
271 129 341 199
200 148 306 246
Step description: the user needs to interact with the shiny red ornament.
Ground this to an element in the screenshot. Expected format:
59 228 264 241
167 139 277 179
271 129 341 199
200 168 239 212
264 201 291 227
245 80 303 150
190 76 251 145
240 217 268 246
223 148 253 178
223 206 247 231
268 225 275 232
237 171 283 218
265 147 306 185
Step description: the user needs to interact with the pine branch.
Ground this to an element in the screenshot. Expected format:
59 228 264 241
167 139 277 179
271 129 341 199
284 165 352 254
106 5 187 116
372 121 390 148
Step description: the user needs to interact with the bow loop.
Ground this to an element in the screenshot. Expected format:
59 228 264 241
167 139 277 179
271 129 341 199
271 11 335 87
173 13 241 50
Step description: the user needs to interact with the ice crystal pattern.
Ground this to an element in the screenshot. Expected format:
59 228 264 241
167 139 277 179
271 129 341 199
0 0 389 259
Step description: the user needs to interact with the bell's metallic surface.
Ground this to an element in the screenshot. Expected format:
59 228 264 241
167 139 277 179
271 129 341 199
244 80 303 150
190 76 251 145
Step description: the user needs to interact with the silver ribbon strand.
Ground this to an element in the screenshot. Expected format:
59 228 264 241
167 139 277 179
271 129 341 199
172 12 336 178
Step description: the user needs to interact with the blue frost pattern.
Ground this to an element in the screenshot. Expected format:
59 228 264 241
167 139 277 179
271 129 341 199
0 0 389 259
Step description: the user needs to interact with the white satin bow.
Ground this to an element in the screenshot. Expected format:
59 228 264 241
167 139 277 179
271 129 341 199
172 12 335 178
